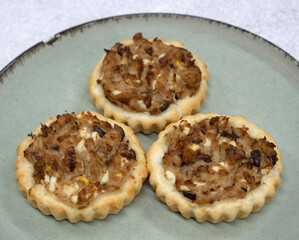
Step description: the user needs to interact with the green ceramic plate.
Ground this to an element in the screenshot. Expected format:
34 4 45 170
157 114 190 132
0 14 298 240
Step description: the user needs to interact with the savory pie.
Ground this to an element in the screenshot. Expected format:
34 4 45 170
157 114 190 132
89 33 209 134
15 111 147 222
147 113 283 222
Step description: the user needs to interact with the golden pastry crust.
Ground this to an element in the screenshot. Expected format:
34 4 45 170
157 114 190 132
15 111 147 223
147 113 283 223
89 34 209 134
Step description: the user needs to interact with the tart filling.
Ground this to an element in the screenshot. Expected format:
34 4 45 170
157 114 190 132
89 33 209 133
99 33 202 115
15 112 147 222
147 113 283 222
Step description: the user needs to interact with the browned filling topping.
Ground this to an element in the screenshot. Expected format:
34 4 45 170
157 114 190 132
98 33 202 115
163 116 278 204
24 112 137 208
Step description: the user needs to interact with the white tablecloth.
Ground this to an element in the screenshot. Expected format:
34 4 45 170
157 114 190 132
1 0 298 70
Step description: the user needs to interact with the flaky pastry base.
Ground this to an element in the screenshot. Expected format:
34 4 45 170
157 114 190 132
89 38 209 134
147 113 283 223
15 111 148 223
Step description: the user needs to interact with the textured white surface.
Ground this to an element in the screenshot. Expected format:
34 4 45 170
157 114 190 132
0 0 298 70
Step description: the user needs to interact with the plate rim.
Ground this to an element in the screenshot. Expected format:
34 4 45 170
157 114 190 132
0 12 298 84
0 12 298 237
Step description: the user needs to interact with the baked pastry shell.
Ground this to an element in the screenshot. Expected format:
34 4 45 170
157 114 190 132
147 112 283 223
15 111 148 223
89 38 209 134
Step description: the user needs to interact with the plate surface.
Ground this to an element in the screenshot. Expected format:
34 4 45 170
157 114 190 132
0 13 298 240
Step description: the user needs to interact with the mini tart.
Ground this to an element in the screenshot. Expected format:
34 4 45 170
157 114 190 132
147 113 283 223
89 33 209 134
15 111 147 223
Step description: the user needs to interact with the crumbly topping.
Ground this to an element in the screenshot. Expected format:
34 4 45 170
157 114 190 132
24 112 137 208
98 33 202 115
163 116 278 204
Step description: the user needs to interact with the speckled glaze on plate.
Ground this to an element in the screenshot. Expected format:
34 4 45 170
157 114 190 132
0 13 298 240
